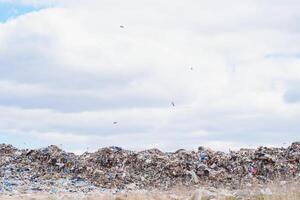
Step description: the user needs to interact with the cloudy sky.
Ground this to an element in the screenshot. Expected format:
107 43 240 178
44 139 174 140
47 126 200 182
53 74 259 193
0 0 299 153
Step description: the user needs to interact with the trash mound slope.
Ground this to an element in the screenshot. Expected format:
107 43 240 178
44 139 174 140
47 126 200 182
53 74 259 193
0 142 299 193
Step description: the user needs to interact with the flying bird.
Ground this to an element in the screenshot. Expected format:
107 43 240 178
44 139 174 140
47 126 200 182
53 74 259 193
171 102 175 107
113 122 118 124
120 25 125 28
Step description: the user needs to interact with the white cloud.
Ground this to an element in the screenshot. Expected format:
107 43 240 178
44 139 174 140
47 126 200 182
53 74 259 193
0 0 300 152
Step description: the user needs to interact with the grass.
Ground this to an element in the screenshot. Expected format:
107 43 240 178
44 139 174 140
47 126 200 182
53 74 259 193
1 192 300 200
0 183 299 200
0 193 300 200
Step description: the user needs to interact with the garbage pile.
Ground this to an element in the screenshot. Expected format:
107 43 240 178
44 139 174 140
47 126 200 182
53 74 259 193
0 142 300 194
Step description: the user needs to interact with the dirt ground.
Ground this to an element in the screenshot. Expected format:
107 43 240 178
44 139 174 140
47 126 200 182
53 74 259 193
1 186 300 200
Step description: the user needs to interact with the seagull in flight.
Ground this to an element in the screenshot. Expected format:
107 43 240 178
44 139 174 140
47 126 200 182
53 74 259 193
120 25 125 28
171 102 175 107
113 122 118 124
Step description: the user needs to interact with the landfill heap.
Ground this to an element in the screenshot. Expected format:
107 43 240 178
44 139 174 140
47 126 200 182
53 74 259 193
0 142 300 194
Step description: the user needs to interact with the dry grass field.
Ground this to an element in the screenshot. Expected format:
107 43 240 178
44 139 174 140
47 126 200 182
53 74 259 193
1 184 299 200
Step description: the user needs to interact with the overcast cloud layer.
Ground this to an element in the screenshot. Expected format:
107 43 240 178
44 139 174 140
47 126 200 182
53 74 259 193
0 0 300 153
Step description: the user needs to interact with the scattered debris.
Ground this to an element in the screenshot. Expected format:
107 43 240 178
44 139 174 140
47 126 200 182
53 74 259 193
0 142 299 194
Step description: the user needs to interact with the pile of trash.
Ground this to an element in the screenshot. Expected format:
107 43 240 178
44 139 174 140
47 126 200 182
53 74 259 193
0 142 299 194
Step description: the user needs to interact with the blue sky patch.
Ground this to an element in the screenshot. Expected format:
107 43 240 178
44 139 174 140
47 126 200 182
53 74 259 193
0 2 42 22
265 53 300 59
